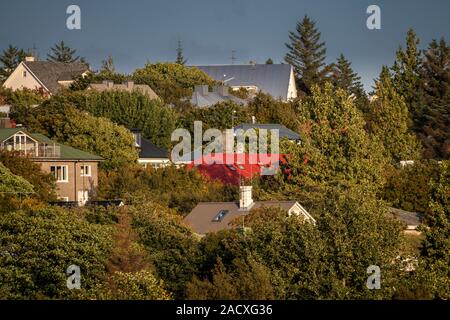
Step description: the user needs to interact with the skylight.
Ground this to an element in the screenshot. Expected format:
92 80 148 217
212 210 229 222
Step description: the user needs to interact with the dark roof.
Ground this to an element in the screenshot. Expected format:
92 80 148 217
0 128 103 161
184 201 300 234
193 64 294 100
234 123 301 141
388 207 423 229
23 61 89 94
139 138 168 159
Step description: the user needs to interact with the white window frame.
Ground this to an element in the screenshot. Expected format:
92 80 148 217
50 165 69 182
80 165 91 177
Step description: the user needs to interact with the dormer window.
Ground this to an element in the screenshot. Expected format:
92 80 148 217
212 210 229 222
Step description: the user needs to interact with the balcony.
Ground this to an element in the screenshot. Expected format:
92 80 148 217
0 143 61 158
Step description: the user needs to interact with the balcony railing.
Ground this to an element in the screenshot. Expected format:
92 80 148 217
0 143 61 158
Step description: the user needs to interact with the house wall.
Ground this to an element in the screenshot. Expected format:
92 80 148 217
3 63 45 92
35 160 99 202
287 67 298 100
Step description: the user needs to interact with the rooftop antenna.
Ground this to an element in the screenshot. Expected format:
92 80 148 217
231 50 237 65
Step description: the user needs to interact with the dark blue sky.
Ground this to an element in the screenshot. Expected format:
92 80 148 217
1 0 449 90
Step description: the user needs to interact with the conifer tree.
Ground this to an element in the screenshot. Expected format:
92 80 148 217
392 28 423 122
47 41 80 63
331 54 364 96
0 45 26 82
368 66 422 162
419 38 450 159
176 39 187 65
285 15 331 94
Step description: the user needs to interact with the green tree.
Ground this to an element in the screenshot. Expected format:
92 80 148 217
0 162 34 194
132 62 214 105
25 98 138 171
368 67 422 163
419 38 450 159
176 39 187 65
392 29 424 125
0 206 114 299
47 41 80 63
331 54 365 97
0 150 56 202
418 160 450 299
130 201 199 298
278 83 387 195
265 58 274 64
0 45 26 82
382 161 440 213
285 15 331 94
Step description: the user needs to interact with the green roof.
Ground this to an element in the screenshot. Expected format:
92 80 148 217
0 128 103 161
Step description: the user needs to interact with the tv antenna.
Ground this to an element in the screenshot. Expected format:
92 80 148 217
231 50 237 65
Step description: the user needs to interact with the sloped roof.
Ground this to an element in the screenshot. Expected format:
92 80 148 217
234 123 301 141
388 207 423 229
190 91 247 108
139 138 168 159
23 61 89 94
184 201 299 234
0 128 103 161
89 82 159 100
193 64 294 100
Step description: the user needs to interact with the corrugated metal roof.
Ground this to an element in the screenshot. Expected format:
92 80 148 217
193 64 294 100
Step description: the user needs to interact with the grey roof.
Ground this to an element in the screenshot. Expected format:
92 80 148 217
193 64 294 100
23 61 89 94
190 91 247 108
184 201 300 234
139 138 168 159
89 82 159 100
388 207 423 229
234 123 301 141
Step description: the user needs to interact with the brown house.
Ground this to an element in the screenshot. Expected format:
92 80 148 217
184 185 316 235
0 128 103 204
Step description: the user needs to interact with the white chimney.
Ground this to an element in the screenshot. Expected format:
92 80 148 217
251 116 256 124
239 186 254 210
25 56 35 62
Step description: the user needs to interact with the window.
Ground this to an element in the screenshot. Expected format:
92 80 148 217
80 165 91 176
212 210 229 222
50 165 68 182
78 190 89 205
22 71 27 77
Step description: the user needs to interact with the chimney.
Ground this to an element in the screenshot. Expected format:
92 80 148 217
213 85 229 97
131 129 141 148
25 56 35 62
251 116 256 124
124 81 134 89
103 80 114 88
239 186 254 210
194 85 209 96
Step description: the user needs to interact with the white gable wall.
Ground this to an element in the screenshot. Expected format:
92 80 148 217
287 67 298 100
2 63 47 93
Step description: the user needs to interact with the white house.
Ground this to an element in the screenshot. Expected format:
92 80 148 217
2 57 89 95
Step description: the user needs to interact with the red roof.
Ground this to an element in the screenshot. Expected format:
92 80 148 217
186 153 286 185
